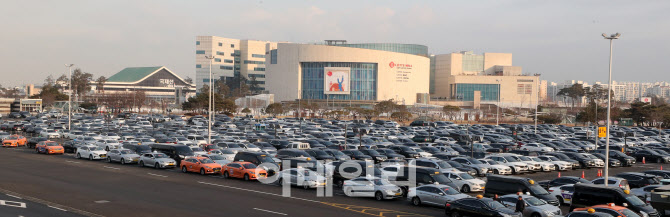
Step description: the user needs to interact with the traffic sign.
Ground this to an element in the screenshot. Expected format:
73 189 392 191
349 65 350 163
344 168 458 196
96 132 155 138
598 127 607 138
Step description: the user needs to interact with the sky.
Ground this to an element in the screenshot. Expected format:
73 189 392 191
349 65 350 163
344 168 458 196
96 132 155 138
1 0 669 87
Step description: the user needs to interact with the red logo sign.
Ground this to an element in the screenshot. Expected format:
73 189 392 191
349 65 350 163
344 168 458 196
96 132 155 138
327 71 332 76
389 62 395 68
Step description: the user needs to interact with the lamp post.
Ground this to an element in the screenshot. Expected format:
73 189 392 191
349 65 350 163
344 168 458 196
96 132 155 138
602 32 621 186
205 55 215 144
65 64 74 131
534 74 540 134
496 79 500 125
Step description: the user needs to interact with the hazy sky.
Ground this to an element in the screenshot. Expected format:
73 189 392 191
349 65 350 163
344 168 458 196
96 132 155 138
1 0 669 87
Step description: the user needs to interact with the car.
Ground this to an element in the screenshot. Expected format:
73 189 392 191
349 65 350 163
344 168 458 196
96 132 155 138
615 172 660 188
122 144 153 155
444 171 486 193
35 141 64 155
570 183 658 217
451 157 493 177
342 177 402 200
408 184 470 207
591 177 630 190
39 129 60 139
539 176 591 189
221 162 267 181
485 155 530 174
139 152 177 169
499 194 562 217
75 145 107 160
549 184 575 206
180 157 222 175
564 210 615 217
2 135 26 147
200 153 231 166
593 150 636 167
445 196 521 217
561 152 597 169
480 159 514 175
573 204 643 217
484 175 559 206
537 155 573 171
277 168 327 189
630 184 662 203
643 170 670 179
96 139 121 151
631 149 670 164
520 143 554 152
106 149 140 164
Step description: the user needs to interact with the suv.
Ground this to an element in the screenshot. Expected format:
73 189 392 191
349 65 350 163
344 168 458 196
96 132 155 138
391 166 456 196
331 160 382 187
593 150 636 166
483 175 559 206
570 183 659 217
615 172 660 188
150 144 195 166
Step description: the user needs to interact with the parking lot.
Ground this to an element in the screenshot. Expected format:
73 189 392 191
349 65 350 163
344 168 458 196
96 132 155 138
1 113 669 217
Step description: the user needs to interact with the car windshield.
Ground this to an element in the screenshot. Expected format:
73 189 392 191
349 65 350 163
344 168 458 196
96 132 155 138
329 150 346 157
485 160 500 165
373 179 391 185
120 150 133 154
195 136 205 140
243 164 257 169
191 147 204 152
525 197 546 206
531 158 543 162
547 156 560 161
92 147 105 151
258 155 275 163
46 142 59 146
227 144 241 148
625 195 645 206
459 173 474 180
154 154 168 158
431 174 451 184
246 144 258 148
488 201 506 210
469 159 485 164
208 155 225 160
619 209 640 217
529 185 549 195
436 161 454 168
365 149 381 155
199 159 215 164
503 156 519 162
221 149 235 154
443 187 459 195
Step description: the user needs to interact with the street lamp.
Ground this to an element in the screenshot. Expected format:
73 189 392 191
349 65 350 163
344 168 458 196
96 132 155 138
65 64 74 131
205 55 215 144
602 32 621 186
496 79 500 125
534 74 541 134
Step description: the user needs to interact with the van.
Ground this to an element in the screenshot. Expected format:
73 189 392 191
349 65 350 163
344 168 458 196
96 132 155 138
391 166 457 195
570 183 658 216
150 144 195 166
484 175 559 206
286 142 310 150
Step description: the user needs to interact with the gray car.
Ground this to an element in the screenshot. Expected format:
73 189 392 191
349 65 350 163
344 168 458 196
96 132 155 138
342 177 403 200
106 149 140 164
499 194 562 217
451 157 493 177
407 184 471 207
139 153 177 169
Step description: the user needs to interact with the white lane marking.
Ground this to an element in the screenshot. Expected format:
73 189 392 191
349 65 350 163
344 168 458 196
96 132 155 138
253 208 287 215
94 200 110 204
6 194 22 199
0 200 27 208
102 166 120 170
147 173 167 178
48 205 68 211
65 160 81 164
197 181 320 203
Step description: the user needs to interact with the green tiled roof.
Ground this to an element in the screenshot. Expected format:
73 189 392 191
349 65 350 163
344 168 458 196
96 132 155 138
106 66 163 83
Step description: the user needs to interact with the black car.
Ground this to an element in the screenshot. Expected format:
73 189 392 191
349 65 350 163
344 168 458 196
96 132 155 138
374 148 405 161
631 149 670 163
61 140 85 153
484 175 559 206
331 160 381 187
27 137 48 149
409 120 431 127
150 144 195 166
322 149 351 161
8 112 21 119
445 161 477 176
537 176 591 189
615 172 660 188
340 150 373 161
591 153 622 167
276 149 311 159
643 170 670 179
303 149 336 162
359 149 387 163
593 150 636 166
570 183 658 216
388 145 420 158
559 152 595 169
445 197 521 217
122 144 153 155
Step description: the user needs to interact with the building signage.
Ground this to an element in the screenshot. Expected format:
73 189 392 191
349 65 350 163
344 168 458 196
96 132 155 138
598 126 607 138
390 62 412 83
160 79 175 88
323 67 350 95
640 97 652 103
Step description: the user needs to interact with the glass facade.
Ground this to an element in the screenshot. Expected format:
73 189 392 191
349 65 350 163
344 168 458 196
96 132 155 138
252 54 265 58
455 83 500 101
196 50 205 54
331 43 428 56
301 62 377 101
270 49 277 64
462 53 484 73
429 55 436 94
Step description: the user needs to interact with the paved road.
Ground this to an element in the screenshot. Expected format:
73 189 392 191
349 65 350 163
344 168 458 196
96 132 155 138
0 146 444 217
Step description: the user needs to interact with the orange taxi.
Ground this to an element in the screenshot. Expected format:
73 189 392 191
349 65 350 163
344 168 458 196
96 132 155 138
2 135 27 147
35 141 64 154
181 157 222 175
574 203 640 217
222 162 267 181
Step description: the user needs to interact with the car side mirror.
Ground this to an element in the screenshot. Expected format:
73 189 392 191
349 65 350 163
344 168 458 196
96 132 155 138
622 203 628 207
438 192 445 196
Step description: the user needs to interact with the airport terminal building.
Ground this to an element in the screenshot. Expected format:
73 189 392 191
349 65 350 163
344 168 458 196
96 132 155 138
265 42 430 105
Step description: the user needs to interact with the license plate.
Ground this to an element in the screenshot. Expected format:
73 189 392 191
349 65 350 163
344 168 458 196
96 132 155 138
168 163 174 165
395 193 402 195
101 155 106 158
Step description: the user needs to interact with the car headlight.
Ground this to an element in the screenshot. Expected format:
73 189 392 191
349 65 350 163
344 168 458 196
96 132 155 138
640 211 649 217
500 214 512 217
385 190 394 194
205 166 212 169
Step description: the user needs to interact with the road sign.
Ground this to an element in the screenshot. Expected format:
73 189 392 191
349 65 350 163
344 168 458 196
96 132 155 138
598 127 607 138
641 97 652 103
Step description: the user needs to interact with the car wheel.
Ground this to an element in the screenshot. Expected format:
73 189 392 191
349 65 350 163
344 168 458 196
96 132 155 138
140 161 144 167
76 153 81 159
106 157 111 163
337 179 344 187
223 171 229 178
303 183 310 190
200 168 205 175
244 174 250 181
181 166 187 173
511 167 517 174
557 196 564 206
154 163 160 169
89 155 93 161
412 197 421 206
450 211 460 217
121 159 126 165
461 185 470 193
344 187 353 196
493 169 499 174
35 148 39 153
375 191 384 201
657 158 663 163
531 213 541 217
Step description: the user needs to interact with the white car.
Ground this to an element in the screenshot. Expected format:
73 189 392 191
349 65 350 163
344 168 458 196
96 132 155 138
106 149 140 164
277 168 327 189
40 129 60 139
410 147 433 158
521 143 554 152
199 154 231 167
380 165 404 179
76 145 108 160
480 159 513 175
485 155 529 174
583 153 605 168
240 144 262 152
549 184 574 205
537 155 573 171
408 184 471 207
528 156 556 172
190 147 208 156
342 177 403 200
443 171 486 193
187 135 207 145
96 139 121 151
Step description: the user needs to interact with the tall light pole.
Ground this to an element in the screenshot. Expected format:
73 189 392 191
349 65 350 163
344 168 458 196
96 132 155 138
205 55 215 144
602 32 620 185
496 79 500 125
535 74 540 134
65 64 74 130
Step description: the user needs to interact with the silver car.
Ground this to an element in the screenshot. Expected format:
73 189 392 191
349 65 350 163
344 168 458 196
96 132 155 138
277 168 327 189
139 153 177 169
200 154 231 167
499 194 562 217
407 184 471 207
342 177 403 200
106 149 140 164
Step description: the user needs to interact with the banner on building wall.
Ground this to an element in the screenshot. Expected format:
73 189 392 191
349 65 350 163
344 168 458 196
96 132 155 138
324 67 350 95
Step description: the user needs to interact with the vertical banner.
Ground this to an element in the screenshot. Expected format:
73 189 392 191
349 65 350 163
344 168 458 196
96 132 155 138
324 67 350 95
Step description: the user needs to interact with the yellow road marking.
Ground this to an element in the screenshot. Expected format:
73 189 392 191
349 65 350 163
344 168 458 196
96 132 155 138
320 202 432 217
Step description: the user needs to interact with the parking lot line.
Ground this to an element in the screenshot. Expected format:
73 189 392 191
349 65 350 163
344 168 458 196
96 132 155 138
147 173 167 178
48 205 68 212
102 166 120 170
6 194 22 199
197 181 321 203
65 160 81 164
253 208 287 215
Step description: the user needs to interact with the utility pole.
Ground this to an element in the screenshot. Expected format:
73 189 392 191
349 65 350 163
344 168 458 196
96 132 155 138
602 32 621 186
65 64 74 131
205 55 215 144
